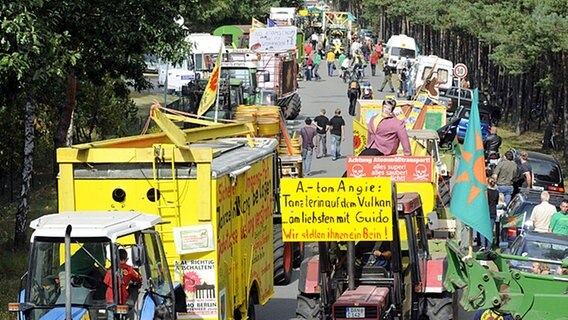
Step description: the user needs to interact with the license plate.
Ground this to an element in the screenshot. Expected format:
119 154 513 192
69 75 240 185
346 307 365 318
533 186 544 191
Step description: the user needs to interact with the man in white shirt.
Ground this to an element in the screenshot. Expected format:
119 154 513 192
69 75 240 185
531 191 557 232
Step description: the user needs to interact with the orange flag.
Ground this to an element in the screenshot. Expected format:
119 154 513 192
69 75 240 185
197 47 223 116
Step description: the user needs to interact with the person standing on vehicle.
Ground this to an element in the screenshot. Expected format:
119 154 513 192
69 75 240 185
530 191 557 232
314 108 330 158
328 108 345 161
363 98 411 156
492 151 517 204
378 63 395 92
549 200 568 235
326 49 336 77
298 118 317 176
347 81 361 116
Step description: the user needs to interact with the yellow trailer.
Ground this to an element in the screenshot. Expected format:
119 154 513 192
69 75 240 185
56 108 278 319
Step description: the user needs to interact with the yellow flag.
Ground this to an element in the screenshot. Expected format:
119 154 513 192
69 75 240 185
197 47 223 116
251 18 265 28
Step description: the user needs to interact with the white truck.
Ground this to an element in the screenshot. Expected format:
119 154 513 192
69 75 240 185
269 7 296 26
158 33 225 93
384 34 417 68
410 55 454 93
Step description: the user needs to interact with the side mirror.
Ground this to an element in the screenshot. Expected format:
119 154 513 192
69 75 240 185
131 246 145 267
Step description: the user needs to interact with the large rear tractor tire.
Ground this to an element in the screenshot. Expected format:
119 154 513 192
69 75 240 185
296 293 321 319
284 93 302 120
423 293 452 319
274 225 293 285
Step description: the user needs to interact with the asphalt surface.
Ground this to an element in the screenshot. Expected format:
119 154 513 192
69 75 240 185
256 64 395 319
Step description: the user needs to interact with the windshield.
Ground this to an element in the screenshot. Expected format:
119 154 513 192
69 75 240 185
422 67 449 84
25 239 108 318
531 158 562 184
519 239 568 261
390 47 415 58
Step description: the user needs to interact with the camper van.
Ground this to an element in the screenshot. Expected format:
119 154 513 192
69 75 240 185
409 55 454 93
270 7 296 26
384 34 417 68
158 33 224 93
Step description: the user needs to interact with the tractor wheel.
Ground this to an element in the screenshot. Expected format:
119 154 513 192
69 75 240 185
273 225 293 285
285 94 302 120
423 293 453 319
437 178 451 208
296 293 321 319
293 242 305 268
452 288 476 319
234 292 256 320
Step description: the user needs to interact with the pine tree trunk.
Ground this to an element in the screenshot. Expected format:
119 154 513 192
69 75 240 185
54 70 77 148
14 101 35 249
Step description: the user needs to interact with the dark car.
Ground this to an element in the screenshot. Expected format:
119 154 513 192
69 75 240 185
504 231 568 274
501 188 568 243
524 151 565 194
439 87 502 123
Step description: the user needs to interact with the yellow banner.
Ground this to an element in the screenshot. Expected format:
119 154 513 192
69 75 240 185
197 47 222 116
280 178 394 242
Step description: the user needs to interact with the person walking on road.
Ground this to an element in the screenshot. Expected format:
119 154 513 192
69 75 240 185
299 118 317 176
363 98 411 156
370 51 379 76
314 109 330 158
347 81 361 116
492 151 517 204
328 108 345 161
378 63 395 92
312 53 322 81
530 191 557 232
326 50 336 77
549 200 568 235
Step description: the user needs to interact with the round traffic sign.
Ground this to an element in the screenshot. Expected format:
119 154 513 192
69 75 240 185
454 63 468 78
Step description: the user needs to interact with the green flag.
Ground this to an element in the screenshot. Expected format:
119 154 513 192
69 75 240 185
450 89 493 243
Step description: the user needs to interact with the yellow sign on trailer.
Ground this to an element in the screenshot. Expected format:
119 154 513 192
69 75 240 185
56 108 278 319
280 177 394 242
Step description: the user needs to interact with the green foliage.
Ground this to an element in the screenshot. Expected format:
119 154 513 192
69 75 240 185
74 78 140 142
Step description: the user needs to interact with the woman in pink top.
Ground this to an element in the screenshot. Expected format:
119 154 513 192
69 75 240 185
362 99 411 156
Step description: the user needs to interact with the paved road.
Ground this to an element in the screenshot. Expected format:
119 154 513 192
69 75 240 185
256 65 394 319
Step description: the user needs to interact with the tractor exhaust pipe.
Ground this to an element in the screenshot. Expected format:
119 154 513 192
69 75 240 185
347 242 356 290
65 225 72 320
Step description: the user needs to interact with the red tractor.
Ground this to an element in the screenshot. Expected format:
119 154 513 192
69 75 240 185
295 192 452 319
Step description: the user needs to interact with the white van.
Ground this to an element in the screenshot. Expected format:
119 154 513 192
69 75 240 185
270 7 296 26
158 33 224 93
409 55 454 92
384 34 417 68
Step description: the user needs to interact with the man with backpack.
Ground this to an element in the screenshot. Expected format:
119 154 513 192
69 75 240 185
347 81 361 116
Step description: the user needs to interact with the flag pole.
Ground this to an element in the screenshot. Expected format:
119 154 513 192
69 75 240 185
214 50 222 122
468 227 473 257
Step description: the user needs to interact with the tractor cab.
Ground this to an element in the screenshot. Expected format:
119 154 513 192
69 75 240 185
9 212 180 320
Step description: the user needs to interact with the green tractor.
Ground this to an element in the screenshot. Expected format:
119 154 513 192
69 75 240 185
222 50 302 120
181 77 244 120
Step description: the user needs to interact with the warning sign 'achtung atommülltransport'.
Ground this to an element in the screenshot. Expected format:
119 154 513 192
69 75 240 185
280 178 394 242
